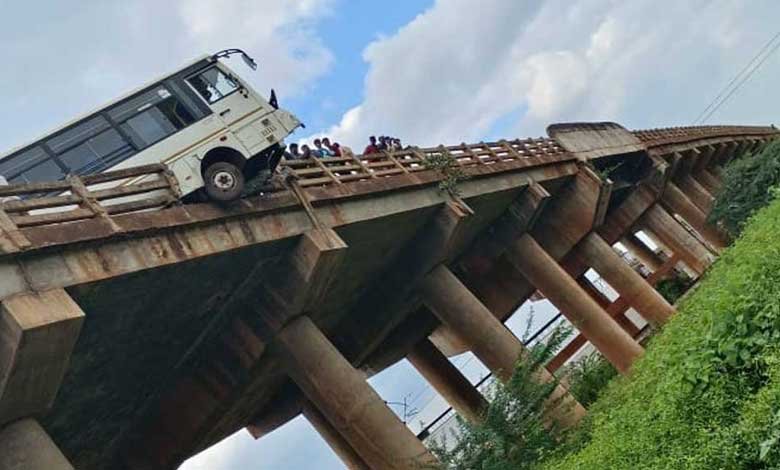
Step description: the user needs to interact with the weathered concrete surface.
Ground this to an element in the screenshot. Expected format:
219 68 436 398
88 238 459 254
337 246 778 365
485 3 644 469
420 265 586 429
0 124 770 469
0 290 84 425
0 419 73 470
408 340 487 425
301 399 369 470
574 233 674 326
276 316 437 470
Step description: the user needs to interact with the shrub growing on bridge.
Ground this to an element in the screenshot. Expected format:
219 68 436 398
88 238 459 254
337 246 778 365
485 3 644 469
709 139 780 237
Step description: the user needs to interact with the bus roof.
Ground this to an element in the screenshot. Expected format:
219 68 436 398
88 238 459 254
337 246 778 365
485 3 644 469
0 53 216 162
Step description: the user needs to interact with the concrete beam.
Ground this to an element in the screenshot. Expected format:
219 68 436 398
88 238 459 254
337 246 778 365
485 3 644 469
275 316 437 470
420 265 586 429
0 289 84 425
507 234 644 374
0 419 73 470
407 339 487 425
574 233 674 326
639 205 715 276
349 200 473 364
301 400 369 470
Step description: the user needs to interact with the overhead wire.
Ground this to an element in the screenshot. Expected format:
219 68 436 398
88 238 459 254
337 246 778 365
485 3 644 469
694 30 780 124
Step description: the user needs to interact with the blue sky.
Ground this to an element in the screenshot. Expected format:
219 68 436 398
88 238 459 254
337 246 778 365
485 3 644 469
2 1 780 469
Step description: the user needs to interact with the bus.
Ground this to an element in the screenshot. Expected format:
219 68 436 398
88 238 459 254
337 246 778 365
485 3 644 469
0 49 303 202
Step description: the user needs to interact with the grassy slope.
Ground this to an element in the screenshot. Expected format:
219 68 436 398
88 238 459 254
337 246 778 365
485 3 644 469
543 197 780 469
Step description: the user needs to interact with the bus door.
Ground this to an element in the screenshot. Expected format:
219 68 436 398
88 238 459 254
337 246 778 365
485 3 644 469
186 66 273 154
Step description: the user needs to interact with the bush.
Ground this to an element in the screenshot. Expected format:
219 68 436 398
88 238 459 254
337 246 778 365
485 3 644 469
655 271 695 304
709 140 780 237
560 354 618 407
543 191 780 469
430 327 572 469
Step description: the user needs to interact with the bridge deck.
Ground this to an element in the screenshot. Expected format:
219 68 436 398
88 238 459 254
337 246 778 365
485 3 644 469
0 123 775 469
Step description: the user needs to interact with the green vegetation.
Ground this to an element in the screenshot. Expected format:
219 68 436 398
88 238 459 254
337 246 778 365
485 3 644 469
423 150 469 196
543 193 780 469
430 327 571 469
654 271 695 304
709 140 780 237
560 354 618 408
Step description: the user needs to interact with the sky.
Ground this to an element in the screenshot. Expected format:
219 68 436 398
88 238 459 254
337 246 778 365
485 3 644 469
3 0 779 468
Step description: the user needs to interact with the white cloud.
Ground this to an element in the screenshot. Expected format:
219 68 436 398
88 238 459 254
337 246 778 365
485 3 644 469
325 0 780 149
0 0 334 152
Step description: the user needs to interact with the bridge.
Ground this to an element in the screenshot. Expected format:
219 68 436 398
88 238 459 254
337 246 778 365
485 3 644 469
0 121 776 469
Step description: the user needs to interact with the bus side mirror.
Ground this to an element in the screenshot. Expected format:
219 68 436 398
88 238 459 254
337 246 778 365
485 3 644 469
269 89 279 109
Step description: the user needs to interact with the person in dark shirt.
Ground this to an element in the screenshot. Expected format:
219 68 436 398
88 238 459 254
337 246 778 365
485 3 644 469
301 144 315 159
364 136 379 154
284 143 301 160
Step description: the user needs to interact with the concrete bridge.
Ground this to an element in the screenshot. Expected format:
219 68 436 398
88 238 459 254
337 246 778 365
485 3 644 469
0 122 776 469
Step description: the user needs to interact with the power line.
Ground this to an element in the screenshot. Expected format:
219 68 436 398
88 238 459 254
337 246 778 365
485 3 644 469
694 30 780 124
700 37 780 124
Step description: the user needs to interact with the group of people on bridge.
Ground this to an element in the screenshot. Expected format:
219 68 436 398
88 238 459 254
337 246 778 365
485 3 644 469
284 135 405 161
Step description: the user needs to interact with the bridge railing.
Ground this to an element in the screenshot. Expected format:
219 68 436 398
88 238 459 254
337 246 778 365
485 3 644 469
279 137 567 188
0 163 180 237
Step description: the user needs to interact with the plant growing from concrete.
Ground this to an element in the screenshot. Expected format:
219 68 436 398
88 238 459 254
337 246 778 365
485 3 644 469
423 151 469 197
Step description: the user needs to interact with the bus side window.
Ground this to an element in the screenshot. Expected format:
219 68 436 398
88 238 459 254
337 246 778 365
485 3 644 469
0 146 65 184
188 68 239 104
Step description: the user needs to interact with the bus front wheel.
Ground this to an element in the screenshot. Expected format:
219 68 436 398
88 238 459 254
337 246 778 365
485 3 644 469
204 161 245 202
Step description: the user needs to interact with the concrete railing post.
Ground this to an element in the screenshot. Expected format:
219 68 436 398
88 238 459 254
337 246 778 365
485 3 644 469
506 234 644 374
419 265 586 429
0 419 73 470
576 233 674 326
407 339 488 425
276 316 437 470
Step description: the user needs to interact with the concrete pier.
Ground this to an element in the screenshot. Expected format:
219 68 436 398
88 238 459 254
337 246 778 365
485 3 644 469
276 316 437 470
508 234 644 374
408 338 488 425
575 233 674 326
301 400 369 470
420 265 586 429
0 419 73 470
640 204 714 275
662 181 729 251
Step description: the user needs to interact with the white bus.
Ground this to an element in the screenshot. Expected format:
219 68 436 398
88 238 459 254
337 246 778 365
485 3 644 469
0 49 303 202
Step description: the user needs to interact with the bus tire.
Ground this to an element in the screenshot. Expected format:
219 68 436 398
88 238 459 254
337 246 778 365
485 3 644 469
204 161 245 202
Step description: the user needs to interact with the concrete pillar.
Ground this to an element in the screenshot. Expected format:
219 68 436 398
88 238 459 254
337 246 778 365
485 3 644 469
662 182 729 252
301 400 369 470
0 419 73 469
276 316 436 470
677 174 715 215
419 265 586 428
506 234 644 374
0 289 85 424
694 169 722 196
640 204 714 276
620 233 664 272
408 339 487 425
576 233 674 326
